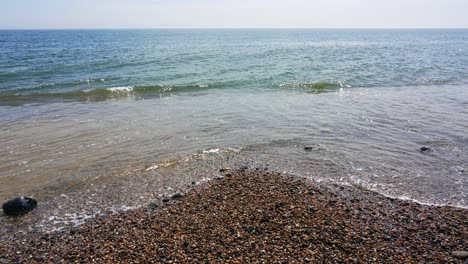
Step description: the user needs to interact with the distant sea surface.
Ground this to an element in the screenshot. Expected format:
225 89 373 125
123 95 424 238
0 30 467 232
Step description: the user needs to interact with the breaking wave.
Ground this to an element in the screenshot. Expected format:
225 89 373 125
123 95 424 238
0 84 225 106
279 81 351 94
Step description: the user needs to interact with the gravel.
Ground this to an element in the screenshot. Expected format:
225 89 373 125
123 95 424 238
1 169 466 263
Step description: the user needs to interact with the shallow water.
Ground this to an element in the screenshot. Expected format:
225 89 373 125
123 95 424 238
0 29 467 233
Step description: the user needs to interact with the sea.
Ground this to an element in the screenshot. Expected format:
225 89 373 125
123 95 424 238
0 29 467 233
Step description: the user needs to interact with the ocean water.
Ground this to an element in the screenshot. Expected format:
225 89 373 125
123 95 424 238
0 29 467 232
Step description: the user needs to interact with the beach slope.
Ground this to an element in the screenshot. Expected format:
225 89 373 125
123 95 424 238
1 169 466 263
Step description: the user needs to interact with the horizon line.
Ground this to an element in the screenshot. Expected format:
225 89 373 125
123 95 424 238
1 27 468 31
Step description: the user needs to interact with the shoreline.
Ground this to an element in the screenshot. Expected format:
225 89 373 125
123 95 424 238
1 168 467 263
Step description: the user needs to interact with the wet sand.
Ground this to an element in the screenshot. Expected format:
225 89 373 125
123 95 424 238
1 169 467 263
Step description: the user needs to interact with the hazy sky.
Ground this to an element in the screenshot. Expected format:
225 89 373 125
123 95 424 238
2 0 468 29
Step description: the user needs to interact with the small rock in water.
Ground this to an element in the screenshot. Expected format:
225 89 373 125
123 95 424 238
148 202 159 209
2 196 37 216
304 144 328 152
452 251 468 260
171 193 184 200
304 146 314 151
420 146 431 153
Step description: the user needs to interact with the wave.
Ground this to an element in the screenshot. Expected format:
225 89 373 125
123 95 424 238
77 83 217 97
279 81 351 93
0 80 352 106
0 84 223 106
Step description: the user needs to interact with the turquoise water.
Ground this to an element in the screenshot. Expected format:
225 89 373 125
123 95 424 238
1 29 468 100
0 30 467 233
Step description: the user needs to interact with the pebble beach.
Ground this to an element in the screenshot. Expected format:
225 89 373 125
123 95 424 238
1 169 466 263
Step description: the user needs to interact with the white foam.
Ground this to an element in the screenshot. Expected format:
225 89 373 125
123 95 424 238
145 160 179 171
203 148 220 154
226 147 243 153
106 86 134 93
381 193 468 209
146 164 159 171
349 176 468 209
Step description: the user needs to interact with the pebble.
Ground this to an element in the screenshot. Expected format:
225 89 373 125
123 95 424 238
420 146 431 153
2 196 37 216
304 144 327 152
171 193 184 200
303 146 314 151
148 202 159 209
0 170 466 263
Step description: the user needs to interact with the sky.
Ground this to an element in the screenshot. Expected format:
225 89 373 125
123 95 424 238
2 0 468 29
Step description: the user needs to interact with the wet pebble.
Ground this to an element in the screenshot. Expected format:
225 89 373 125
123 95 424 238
0 170 466 263
2 196 37 216
148 202 159 210
171 193 184 200
420 146 431 153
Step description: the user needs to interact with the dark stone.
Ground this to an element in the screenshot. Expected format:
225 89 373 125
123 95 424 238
275 202 284 209
148 202 159 209
245 226 256 233
2 196 37 216
304 144 327 152
171 193 184 199
420 147 431 153
225 173 232 177
162 197 171 203
239 166 248 171
219 168 227 173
